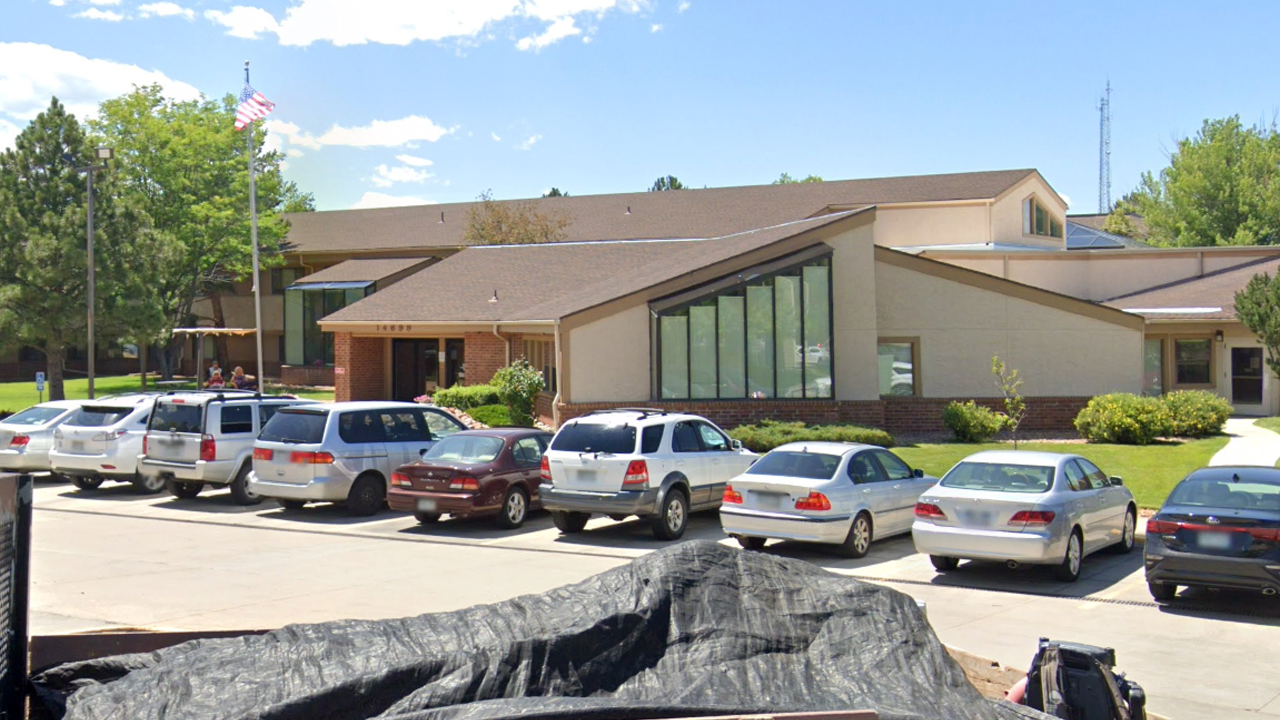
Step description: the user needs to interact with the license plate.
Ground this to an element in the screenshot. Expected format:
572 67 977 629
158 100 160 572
416 498 437 512
72 441 85 452
1198 531 1233 549
755 493 784 510
960 509 994 526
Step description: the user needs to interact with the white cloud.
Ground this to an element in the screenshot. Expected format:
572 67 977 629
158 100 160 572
352 191 434 209
0 118 20 152
205 6 280 39
650 23 661 32
89 0 122 5
75 8 125 20
317 116 452 148
395 154 433 167
491 132 502 142
263 119 321 150
370 163 432 188
138 2 195 19
48 0 67 6
519 134 542 150
516 16 580 51
1060 193 1072 210
678 0 690 11
0 43 201 125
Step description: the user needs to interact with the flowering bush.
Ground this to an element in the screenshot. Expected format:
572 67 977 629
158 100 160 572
492 359 545 427
942 401 1007 443
1074 393 1172 445
1162 390 1232 438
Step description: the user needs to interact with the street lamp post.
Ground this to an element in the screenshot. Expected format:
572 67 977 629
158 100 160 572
76 147 114 400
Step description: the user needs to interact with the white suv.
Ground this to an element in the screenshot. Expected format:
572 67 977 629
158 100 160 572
50 394 163 493
540 409 757 540
139 391 316 504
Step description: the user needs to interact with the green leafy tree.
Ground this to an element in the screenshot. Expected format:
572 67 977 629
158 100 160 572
772 172 824 184
542 187 568 197
90 85 314 378
0 98 153 399
491 359 545 426
649 175 685 191
1102 208 1138 237
1234 272 1280 380
465 189 569 246
1126 116 1280 247
991 356 1027 449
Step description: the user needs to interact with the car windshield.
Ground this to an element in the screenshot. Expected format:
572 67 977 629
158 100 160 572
1167 477 1280 510
259 411 328 444
3 406 67 426
550 422 637 454
150 402 205 434
747 451 842 480
940 462 1054 493
68 405 134 428
423 435 505 464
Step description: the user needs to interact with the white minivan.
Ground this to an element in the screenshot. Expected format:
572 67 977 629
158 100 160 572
50 394 161 492
248 401 466 516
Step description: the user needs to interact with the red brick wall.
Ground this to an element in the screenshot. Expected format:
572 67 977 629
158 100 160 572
280 365 335 387
334 333 386 401
463 332 509 386
881 396 1089 435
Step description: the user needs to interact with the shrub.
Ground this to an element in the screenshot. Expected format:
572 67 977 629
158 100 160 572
727 420 894 454
1162 390 1232 438
1074 393 1172 445
467 404 532 428
492 359 545 427
431 384 501 411
942 401 1007 443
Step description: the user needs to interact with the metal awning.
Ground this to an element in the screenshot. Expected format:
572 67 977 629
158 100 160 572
286 281 374 291
171 327 257 335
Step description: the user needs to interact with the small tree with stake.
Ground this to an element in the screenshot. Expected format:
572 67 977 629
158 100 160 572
992 356 1027 449
1234 272 1280 379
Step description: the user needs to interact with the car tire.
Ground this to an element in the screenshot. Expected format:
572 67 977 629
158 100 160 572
278 499 307 511
346 474 386 517
1054 529 1084 582
228 464 263 506
415 512 441 525
930 555 960 572
131 472 166 495
70 475 103 491
552 510 590 534
1148 581 1177 602
839 513 873 559
495 486 529 529
651 488 689 541
737 536 767 551
1109 506 1137 554
166 479 203 499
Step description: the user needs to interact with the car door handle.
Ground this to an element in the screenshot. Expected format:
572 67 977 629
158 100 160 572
893 484 902 490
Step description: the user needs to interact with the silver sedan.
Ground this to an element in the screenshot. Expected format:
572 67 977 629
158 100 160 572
911 450 1137 581
0 400 85 475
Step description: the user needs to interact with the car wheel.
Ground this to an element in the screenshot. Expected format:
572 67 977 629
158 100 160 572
839 513 873 559
278 499 307 511
1054 529 1084 582
552 510 590 533
737 536 767 551
1148 581 1177 602
930 555 960 572
1109 506 1137 554
228 464 263 506
131 472 166 495
346 475 385 517
166 479 203 499
70 475 103 491
495 486 529 529
415 512 441 524
651 488 688 541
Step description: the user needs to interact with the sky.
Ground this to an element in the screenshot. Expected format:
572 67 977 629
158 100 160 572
4 1 1280 213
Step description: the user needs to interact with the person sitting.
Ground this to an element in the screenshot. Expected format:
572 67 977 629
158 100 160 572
229 366 254 390
207 369 226 389
207 360 222 384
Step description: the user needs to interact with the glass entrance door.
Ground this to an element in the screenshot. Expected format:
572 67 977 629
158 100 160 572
445 340 465 388
1231 347 1264 406
392 339 440 402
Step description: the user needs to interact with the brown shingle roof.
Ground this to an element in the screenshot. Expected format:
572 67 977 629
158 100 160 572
1105 255 1280 320
287 169 1037 254
321 211 868 325
293 257 435 284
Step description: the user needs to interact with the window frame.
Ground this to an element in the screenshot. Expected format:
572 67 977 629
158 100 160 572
1063 460 1091 492
1022 196 1065 240
1171 335 1215 389
511 436 544 468
877 337 921 398
847 451 889 484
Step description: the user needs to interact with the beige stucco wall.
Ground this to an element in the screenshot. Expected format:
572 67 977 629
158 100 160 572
566 303 651 403
873 204 989 247
990 175 1067 249
876 261 1143 397
828 223 882 401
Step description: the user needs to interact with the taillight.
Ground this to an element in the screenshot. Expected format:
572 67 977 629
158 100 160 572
199 434 216 462
449 477 480 491
391 472 413 488
1009 510 1056 526
723 484 743 504
795 492 832 512
253 448 274 461
622 459 649 487
915 502 946 519
1247 527 1280 542
540 455 551 481
9 435 28 449
290 451 335 464
1147 518 1179 535
93 429 127 442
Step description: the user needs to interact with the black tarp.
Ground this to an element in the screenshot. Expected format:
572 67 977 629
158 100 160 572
33 540 1051 720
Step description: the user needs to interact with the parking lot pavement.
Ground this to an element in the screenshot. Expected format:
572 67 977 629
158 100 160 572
30 479 1280 720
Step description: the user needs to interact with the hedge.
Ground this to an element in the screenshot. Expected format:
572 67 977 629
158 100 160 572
942 400 1006 443
1074 391 1233 445
727 420 894 454
431 384 501 411
1162 390 1233 438
467 404 533 428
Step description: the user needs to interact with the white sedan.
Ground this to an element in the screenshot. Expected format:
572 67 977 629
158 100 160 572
719 442 937 558
0 400 86 476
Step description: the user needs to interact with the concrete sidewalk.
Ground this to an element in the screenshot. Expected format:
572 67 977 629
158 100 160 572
1209 417 1280 467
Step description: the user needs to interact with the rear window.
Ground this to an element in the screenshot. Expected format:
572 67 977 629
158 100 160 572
940 462 1054 494
747 451 842 480
423 435 505 464
1168 477 1280 510
550 422 637 454
260 411 329 444
150 402 205 434
68 406 134 428
4 406 67 426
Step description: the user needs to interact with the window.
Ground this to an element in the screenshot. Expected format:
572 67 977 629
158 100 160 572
847 453 887 484
655 255 832 400
150 403 204 434
381 411 430 442
522 339 557 393
1063 461 1090 492
1174 338 1212 385
1078 458 1111 490
219 405 254 434
422 410 464 439
940 462 1053 493
423 435 504 464
1023 198 1064 239
1143 338 1164 396
550 423 637 454
672 422 702 453
260 410 328 444
695 422 730 452
511 437 543 468
878 340 917 397
640 425 665 454
3 406 66 426
283 283 373 367
270 267 305 295
872 450 913 481
259 404 285 428
747 451 840 480
339 411 387 444
69 406 133 427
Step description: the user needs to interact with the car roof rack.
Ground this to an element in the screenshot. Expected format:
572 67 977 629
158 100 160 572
162 389 263 401
583 407 670 419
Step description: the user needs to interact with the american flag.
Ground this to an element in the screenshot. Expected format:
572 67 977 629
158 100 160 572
235 84 274 131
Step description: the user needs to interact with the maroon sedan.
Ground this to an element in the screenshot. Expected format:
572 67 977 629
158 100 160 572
388 428 553 528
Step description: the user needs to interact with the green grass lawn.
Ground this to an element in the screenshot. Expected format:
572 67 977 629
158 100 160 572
0 375 333 414
893 437 1229 509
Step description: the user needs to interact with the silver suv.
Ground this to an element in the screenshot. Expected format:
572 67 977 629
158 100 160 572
540 409 757 540
139 391 316 504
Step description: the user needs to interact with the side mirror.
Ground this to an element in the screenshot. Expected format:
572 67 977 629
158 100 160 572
731 439 743 450
1109 476 1124 486
419 448 429 458
913 468 924 478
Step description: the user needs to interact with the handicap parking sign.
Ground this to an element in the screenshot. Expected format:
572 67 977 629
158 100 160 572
35 372 44 392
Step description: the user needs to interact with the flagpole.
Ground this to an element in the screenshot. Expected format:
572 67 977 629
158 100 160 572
247 60 265 388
